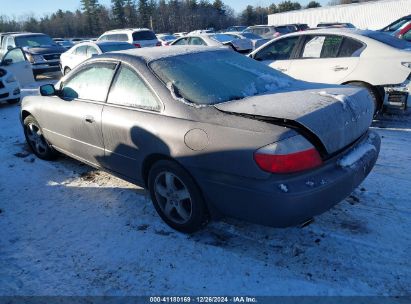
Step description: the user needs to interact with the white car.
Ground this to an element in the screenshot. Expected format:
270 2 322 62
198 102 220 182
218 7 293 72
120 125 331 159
171 33 253 53
98 28 161 48
0 48 35 104
250 29 411 112
60 41 135 75
224 32 270 50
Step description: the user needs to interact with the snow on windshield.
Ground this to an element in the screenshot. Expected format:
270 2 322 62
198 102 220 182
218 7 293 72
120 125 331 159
149 50 295 105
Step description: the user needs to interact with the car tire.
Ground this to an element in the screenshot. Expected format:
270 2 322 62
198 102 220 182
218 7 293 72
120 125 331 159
7 98 20 104
64 67 71 75
148 160 209 233
346 82 382 115
23 115 57 160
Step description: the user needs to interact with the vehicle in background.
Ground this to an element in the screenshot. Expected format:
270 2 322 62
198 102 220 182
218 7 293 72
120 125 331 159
157 34 177 46
188 30 215 35
53 38 75 50
0 33 66 77
224 32 269 50
0 47 36 104
174 32 188 38
60 41 135 75
0 32 22 57
244 25 292 40
226 26 247 32
171 33 252 53
317 22 356 28
98 28 161 48
21 46 380 233
249 29 411 112
70 38 86 44
380 15 411 33
391 21 411 41
283 23 309 32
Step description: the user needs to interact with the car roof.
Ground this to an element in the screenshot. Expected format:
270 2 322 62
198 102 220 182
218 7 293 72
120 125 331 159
9 32 48 37
106 45 226 62
102 28 152 34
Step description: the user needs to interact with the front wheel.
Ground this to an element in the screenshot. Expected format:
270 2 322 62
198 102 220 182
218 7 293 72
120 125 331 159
148 160 209 233
23 115 57 160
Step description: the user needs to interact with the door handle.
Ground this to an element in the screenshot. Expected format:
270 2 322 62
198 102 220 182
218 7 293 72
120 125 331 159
332 66 348 71
85 116 95 123
278 68 288 72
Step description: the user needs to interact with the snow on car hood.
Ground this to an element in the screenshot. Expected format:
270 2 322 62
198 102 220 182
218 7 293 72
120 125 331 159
214 84 375 154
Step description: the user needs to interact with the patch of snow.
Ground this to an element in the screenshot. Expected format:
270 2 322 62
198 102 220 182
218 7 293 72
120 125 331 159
338 143 376 168
315 91 349 110
305 181 315 187
166 82 207 108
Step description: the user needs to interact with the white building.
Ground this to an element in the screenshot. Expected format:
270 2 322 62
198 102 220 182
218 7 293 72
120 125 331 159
268 0 411 30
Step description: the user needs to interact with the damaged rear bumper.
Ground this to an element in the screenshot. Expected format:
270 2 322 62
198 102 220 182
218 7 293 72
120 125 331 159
193 131 381 227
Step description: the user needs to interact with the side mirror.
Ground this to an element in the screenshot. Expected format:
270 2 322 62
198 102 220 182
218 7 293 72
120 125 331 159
2 59 13 66
40 84 56 96
7 45 13 51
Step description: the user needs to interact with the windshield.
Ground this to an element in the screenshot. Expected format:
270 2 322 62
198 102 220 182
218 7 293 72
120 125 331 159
159 35 177 41
241 32 262 39
211 34 235 43
275 26 291 34
385 19 409 32
149 50 295 105
99 43 135 52
362 31 411 49
15 35 55 47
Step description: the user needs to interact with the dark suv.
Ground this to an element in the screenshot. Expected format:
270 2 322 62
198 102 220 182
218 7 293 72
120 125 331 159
0 33 66 77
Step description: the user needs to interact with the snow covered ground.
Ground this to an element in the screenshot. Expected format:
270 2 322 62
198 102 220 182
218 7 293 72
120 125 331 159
0 81 410 296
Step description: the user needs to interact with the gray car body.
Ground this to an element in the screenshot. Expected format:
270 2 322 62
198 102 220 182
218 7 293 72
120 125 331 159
21 46 380 227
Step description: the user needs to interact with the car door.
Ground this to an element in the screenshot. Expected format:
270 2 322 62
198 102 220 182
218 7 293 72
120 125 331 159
101 63 162 182
287 35 362 84
1 48 34 86
39 61 118 166
253 36 300 74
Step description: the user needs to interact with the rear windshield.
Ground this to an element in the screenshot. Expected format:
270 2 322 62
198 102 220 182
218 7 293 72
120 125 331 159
15 35 55 47
362 31 411 49
132 31 157 41
149 50 295 105
275 26 291 34
99 43 135 52
211 34 235 43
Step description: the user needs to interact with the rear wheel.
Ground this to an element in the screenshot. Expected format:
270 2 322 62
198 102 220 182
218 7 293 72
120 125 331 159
148 160 209 233
346 82 382 115
23 115 57 160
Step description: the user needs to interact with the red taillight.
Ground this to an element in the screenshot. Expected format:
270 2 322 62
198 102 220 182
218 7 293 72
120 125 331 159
254 135 323 174
134 43 141 48
156 41 162 46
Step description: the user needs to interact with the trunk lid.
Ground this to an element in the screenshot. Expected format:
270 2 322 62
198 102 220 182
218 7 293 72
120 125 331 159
214 85 374 155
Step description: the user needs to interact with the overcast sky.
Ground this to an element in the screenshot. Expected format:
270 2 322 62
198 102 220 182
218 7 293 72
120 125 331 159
6 0 330 17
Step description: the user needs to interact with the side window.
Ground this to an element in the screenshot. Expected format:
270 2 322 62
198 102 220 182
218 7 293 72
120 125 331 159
173 38 189 45
338 38 364 57
74 45 88 56
61 62 117 102
107 65 160 111
189 37 206 45
254 36 299 61
301 35 343 59
87 46 99 57
116 34 129 42
99 35 107 41
3 48 26 63
6 37 15 48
